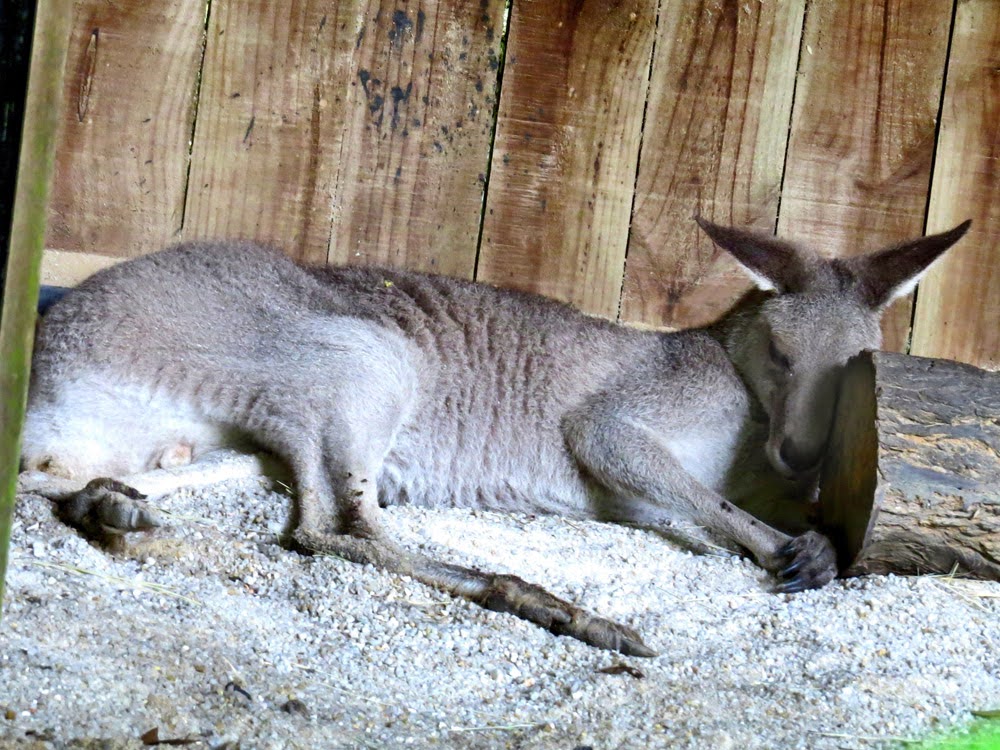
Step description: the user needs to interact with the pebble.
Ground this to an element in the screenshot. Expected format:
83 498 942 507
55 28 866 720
3 482 999 748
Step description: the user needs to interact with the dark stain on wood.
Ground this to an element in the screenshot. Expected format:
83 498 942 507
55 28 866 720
388 9 414 49
390 82 413 131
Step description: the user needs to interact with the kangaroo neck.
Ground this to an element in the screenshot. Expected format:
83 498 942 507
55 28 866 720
705 290 768 373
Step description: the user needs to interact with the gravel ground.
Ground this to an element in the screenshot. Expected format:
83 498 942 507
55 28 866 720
3 473 999 750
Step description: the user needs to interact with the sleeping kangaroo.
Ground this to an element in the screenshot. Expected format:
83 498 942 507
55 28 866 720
19 217 971 657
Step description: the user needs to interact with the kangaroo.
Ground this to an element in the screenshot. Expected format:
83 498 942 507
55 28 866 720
19 217 971 657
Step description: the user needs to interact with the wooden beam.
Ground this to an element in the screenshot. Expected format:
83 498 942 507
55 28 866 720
777 1 953 351
40 248 119 286
0 0 73 612
911 0 1000 370
476 0 658 319
620 0 804 329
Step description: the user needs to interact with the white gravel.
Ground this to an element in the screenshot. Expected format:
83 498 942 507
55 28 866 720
3 475 999 749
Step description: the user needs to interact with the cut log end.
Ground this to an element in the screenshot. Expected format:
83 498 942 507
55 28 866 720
819 351 1000 582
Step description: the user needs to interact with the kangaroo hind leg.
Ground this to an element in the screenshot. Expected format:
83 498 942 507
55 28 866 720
253 324 657 656
280 397 657 657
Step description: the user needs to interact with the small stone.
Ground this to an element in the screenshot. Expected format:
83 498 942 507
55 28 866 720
280 698 309 717
223 681 253 706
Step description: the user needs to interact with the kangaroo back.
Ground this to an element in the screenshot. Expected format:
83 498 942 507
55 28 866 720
24 240 659 512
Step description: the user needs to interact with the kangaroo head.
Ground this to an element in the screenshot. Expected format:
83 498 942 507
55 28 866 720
697 216 971 479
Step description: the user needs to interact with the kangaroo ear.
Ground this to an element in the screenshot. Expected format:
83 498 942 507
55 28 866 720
695 216 812 293
847 220 972 309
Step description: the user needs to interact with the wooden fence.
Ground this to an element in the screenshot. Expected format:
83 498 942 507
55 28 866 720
37 0 999 369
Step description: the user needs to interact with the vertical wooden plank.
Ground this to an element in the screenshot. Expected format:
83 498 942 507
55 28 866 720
620 0 804 328
911 1 1000 370
776 1 953 351
2 0 73 611
185 0 505 275
46 0 207 259
476 0 658 319
329 0 506 278
182 0 357 264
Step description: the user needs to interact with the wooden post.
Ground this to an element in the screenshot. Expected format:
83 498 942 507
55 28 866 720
0 0 73 611
819 351 1000 581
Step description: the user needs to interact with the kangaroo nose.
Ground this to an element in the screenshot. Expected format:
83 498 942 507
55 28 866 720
779 438 818 474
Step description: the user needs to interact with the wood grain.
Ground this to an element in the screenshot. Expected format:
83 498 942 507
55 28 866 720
327 0 506 278
619 0 803 329
71 0 507 273
820 352 1000 580
181 0 360 264
33 0 1000 368
776 1 953 351
476 0 657 319
47 0 207 258
910 0 1000 370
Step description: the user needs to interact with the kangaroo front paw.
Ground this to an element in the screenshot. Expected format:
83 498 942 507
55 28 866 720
58 478 162 536
773 530 837 593
478 574 657 658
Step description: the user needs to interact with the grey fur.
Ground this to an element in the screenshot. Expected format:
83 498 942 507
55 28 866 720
20 218 971 656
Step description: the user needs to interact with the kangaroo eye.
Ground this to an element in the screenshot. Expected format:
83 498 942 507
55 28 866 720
769 340 792 371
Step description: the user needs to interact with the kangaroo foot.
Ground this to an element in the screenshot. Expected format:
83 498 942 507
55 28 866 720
294 525 656 657
57 478 162 537
774 530 837 593
478 573 657 657
291 526 405 569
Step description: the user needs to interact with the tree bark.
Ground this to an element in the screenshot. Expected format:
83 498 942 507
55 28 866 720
819 351 1000 580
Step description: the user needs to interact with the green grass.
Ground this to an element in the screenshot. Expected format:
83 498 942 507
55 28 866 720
913 719 1000 750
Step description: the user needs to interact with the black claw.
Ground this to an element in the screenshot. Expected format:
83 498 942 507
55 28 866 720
621 639 658 658
771 531 838 594
776 578 807 594
779 560 803 578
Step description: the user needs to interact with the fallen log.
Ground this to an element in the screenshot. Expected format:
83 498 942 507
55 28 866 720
819 350 1000 580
